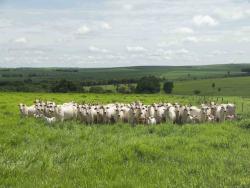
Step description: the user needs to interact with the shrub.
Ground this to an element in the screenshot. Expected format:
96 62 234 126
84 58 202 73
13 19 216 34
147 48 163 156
128 84 136 93
212 83 215 89
117 85 130 94
105 89 114 93
89 86 105 93
117 85 137 94
193 90 201 95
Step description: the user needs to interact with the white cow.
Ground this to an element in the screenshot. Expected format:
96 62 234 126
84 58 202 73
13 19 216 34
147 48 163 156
223 104 236 117
215 105 227 122
103 106 116 124
19 104 37 117
190 106 207 123
53 105 78 122
42 115 56 124
165 106 178 124
154 106 166 123
146 117 157 125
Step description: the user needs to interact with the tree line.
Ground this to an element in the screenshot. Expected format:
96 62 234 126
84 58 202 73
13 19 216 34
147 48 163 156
51 76 174 94
0 76 174 94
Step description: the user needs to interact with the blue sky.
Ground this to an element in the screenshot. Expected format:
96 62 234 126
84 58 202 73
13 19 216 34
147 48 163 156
0 0 250 67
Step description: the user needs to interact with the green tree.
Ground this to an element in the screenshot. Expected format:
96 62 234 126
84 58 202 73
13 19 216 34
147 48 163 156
136 76 161 94
51 79 78 93
212 83 215 89
163 81 174 94
193 90 201 95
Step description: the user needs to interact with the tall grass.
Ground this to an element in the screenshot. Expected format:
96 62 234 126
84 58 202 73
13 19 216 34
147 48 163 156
1 93 250 187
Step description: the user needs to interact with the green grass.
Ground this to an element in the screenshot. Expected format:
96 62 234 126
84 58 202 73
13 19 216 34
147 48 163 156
173 76 250 96
0 64 249 82
1 92 250 187
84 76 250 97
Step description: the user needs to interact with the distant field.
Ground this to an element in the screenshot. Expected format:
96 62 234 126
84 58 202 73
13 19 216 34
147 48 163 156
0 64 250 93
82 76 250 97
0 64 249 82
1 92 250 187
173 76 250 96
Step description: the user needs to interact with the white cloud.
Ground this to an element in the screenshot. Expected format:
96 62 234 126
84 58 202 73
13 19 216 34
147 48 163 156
183 36 199 43
76 25 91 35
1 0 250 67
101 22 112 30
238 38 250 42
193 15 218 26
126 46 147 52
0 18 12 28
183 36 217 43
212 50 228 56
163 50 174 56
123 4 134 11
88 56 95 60
14 37 28 44
230 12 244 20
176 27 194 34
215 8 250 21
89 46 109 53
176 49 189 54
246 9 250 15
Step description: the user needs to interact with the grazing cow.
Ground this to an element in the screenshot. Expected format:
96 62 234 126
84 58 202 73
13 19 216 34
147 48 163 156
147 105 155 118
190 106 207 123
137 107 148 124
179 106 191 124
186 115 197 124
226 115 235 121
165 106 178 124
77 105 89 123
19 100 237 125
53 105 78 122
215 105 227 122
154 106 166 123
42 115 56 124
223 104 236 117
207 115 215 123
128 107 137 125
19 104 37 117
146 117 157 125
103 106 116 124
114 108 128 123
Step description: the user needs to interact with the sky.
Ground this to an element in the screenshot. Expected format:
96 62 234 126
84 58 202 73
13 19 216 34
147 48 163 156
0 0 250 68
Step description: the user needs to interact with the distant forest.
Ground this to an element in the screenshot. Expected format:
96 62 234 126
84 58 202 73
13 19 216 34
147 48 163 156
0 64 249 93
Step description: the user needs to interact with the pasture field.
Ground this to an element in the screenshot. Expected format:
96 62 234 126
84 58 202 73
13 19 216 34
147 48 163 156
1 64 250 93
0 64 248 82
173 76 250 96
83 76 250 97
1 92 250 187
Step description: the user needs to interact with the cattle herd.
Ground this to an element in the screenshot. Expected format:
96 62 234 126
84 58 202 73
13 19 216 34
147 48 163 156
18 99 236 125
